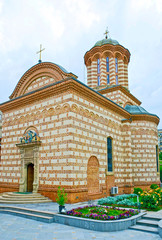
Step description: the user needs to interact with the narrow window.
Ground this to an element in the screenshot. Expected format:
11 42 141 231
107 74 110 84
97 59 100 74
107 137 113 172
106 57 109 72
156 145 159 172
115 58 118 73
98 76 100 86
97 59 100 85
116 75 118 85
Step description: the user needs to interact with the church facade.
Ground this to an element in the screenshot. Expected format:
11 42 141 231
0 36 160 203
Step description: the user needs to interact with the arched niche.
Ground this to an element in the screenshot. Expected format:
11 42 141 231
87 156 100 194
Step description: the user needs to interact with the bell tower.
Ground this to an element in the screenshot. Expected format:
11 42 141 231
84 31 130 90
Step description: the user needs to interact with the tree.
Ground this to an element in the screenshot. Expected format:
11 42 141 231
159 152 162 160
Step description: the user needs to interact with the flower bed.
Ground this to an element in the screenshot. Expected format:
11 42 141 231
65 205 139 221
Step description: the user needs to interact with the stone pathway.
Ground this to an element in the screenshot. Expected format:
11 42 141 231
0 202 161 240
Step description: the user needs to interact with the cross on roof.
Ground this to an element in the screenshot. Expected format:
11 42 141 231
104 27 109 39
36 44 45 63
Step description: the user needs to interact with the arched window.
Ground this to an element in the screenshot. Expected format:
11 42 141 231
116 75 118 85
106 57 110 84
97 59 100 85
97 59 100 74
107 74 110 84
115 58 118 84
115 58 118 73
98 76 100 85
106 57 109 72
107 137 113 172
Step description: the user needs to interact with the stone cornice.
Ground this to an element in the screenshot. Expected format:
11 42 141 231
97 85 141 105
0 78 130 119
9 62 78 100
131 114 159 125
16 141 41 148
0 78 159 125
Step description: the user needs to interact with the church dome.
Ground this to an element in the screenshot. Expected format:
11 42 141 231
94 38 119 47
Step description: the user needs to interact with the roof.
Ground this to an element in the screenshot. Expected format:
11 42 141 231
125 104 159 118
94 38 119 47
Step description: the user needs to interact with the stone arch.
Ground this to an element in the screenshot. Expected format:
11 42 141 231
101 50 114 58
91 52 101 61
87 156 100 194
114 51 123 60
123 102 134 108
24 126 39 135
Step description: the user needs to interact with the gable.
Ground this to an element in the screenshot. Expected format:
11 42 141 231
10 62 77 99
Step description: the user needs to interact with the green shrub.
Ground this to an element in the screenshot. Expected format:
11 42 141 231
56 186 67 206
98 197 117 205
150 184 159 189
98 194 137 205
140 194 158 210
160 164 162 182
133 188 143 196
117 199 138 207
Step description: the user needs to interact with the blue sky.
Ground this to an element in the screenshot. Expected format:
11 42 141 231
0 0 161 128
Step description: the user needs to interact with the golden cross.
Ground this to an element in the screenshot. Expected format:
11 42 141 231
104 27 109 39
36 44 45 63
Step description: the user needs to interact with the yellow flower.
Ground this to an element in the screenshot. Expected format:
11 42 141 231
141 202 143 204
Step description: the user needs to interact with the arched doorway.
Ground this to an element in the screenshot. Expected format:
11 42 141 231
87 156 100 194
27 163 34 192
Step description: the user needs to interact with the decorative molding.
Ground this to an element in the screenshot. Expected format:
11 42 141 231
9 62 78 99
84 44 130 66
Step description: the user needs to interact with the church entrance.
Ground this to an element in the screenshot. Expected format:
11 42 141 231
27 163 34 192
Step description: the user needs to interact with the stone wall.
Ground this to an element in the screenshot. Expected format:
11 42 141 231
0 79 160 202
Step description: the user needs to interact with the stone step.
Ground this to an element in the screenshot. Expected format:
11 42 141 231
129 224 158 234
0 209 54 223
142 215 162 221
137 219 159 228
0 192 52 203
0 206 55 217
5 192 44 198
0 199 52 204
0 196 50 201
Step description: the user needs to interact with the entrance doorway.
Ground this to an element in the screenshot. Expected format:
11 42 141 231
27 163 34 192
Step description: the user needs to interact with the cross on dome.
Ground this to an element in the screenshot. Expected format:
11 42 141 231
36 44 45 63
104 27 109 39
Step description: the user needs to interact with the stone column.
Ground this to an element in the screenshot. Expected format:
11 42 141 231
19 148 25 192
33 145 40 193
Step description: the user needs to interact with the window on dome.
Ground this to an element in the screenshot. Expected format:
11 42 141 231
115 58 118 73
106 57 109 72
97 59 100 74
116 75 118 85
98 76 100 86
107 74 110 84
107 137 113 172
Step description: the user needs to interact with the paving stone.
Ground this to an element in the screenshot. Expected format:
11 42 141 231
0 203 161 240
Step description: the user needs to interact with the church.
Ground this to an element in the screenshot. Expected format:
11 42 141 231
0 33 160 203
